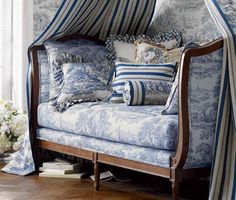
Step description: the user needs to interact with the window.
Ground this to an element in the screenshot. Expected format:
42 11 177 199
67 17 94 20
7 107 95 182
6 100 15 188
0 0 32 108
0 0 13 101
0 0 3 98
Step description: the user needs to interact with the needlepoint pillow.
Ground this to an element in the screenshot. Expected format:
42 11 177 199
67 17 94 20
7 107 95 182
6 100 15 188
110 62 176 103
52 62 111 112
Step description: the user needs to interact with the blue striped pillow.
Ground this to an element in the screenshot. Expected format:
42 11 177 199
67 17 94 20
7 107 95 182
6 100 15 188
110 62 176 103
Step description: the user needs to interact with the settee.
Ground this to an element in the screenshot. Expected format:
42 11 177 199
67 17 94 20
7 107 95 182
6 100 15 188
29 34 223 200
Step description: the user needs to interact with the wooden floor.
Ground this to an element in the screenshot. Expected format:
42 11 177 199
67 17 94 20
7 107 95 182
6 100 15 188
0 163 209 200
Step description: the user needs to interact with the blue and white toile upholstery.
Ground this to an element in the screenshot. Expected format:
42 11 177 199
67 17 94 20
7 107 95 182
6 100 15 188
184 48 223 169
37 128 174 168
36 46 223 169
38 43 222 168
38 50 50 103
38 102 178 151
37 44 223 169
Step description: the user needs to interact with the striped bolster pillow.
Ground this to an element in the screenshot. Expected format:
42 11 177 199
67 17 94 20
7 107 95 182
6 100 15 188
123 80 172 106
110 62 176 103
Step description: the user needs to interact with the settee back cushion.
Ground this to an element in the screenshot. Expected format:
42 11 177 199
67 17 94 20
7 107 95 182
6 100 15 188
147 0 221 44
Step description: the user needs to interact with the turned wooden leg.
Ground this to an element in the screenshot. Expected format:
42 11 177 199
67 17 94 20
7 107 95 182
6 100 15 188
170 168 182 200
35 147 42 172
94 160 100 190
171 179 180 200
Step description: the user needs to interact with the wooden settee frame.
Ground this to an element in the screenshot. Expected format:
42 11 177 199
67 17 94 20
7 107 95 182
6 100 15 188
29 35 223 200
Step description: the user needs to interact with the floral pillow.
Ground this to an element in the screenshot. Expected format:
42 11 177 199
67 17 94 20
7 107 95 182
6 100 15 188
44 40 107 100
52 62 111 112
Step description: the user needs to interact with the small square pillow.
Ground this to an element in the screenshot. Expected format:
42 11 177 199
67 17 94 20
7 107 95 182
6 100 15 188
53 62 111 112
123 80 172 106
44 40 107 100
110 62 176 103
106 29 182 62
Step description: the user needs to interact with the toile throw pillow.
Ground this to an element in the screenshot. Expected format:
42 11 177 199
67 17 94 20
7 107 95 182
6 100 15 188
44 40 107 100
52 62 111 112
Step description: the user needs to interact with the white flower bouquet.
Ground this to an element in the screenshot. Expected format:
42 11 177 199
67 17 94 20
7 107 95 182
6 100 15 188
0 100 28 154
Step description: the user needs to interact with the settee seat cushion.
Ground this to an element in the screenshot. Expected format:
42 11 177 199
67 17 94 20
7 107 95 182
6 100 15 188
38 102 178 150
37 128 174 168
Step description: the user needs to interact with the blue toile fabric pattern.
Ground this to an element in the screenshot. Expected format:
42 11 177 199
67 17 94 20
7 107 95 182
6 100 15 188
147 0 221 44
184 47 223 169
161 44 223 169
38 50 50 103
162 42 201 115
44 39 107 100
52 62 111 112
1 130 35 175
123 80 172 106
37 128 174 168
38 102 178 151
161 69 179 115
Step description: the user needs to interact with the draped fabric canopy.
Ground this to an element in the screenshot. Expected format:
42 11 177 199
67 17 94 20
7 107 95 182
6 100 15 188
33 0 155 45
2 0 236 199
27 0 155 109
205 1 236 199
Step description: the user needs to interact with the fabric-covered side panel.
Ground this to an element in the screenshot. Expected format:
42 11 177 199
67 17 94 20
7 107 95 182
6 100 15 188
37 128 174 168
184 48 223 169
38 50 50 103
147 0 221 44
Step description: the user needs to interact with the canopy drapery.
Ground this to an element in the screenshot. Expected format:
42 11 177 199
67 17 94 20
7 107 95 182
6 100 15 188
2 0 235 199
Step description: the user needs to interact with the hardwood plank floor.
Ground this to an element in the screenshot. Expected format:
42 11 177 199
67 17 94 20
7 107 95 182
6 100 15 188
0 163 208 200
